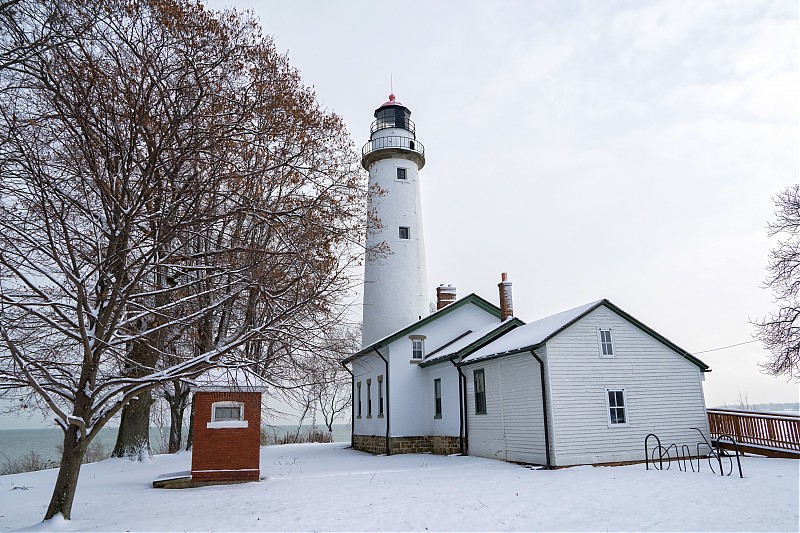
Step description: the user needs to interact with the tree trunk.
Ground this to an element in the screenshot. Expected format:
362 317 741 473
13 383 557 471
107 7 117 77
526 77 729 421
112 392 153 459
113 336 158 459
185 395 195 450
166 381 190 453
44 426 88 520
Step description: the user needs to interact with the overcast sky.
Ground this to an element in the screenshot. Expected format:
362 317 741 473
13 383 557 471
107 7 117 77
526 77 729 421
1 0 797 430
207 0 798 409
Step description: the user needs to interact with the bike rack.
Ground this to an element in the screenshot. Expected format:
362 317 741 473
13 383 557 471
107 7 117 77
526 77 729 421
644 428 743 478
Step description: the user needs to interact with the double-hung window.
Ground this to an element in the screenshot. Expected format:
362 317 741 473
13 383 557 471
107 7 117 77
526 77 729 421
399 226 411 240
598 328 614 357
474 369 486 415
367 379 372 417
396 168 407 180
433 378 442 418
606 388 627 425
357 381 362 418
378 375 384 417
411 338 424 360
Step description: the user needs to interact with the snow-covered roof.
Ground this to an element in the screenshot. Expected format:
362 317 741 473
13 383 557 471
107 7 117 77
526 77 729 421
461 300 604 365
459 299 710 371
192 366 268 393
343 293 501 363
421 318 521 366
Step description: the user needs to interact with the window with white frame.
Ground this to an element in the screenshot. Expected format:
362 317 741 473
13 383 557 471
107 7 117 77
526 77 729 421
598 328 614 357
357 381 362 418
212 401 244 422
606 388 627 425
396 167 407 180
378 375 384 417
474 369 486 415
411 338 425 360
433 378 442 418
399 226 411 240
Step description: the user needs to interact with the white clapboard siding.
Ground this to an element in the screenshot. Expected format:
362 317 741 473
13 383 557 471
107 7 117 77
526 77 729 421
545 305 709 466
465 355 547 464
500 354 547 464
465 361 505 459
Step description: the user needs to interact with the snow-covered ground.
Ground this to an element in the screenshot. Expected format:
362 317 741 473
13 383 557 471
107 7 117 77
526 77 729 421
0 442 797 531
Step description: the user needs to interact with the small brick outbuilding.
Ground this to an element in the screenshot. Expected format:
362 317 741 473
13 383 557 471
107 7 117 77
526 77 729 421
190 372 265 483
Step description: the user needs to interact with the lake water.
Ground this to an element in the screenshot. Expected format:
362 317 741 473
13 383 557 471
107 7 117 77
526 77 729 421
0 424 351 466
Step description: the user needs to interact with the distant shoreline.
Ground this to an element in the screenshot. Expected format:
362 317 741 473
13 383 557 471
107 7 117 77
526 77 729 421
0 424 352 466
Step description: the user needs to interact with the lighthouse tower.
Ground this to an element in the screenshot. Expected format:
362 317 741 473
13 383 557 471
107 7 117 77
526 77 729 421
361 94 429 347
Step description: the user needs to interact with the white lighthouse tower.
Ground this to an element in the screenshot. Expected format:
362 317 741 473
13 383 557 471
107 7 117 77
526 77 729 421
361 93 429 347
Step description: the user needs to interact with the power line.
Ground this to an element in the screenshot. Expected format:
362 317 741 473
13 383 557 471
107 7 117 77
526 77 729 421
694 339 760 354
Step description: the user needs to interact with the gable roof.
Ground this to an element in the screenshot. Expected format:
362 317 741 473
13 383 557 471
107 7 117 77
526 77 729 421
419 317 525 367
344 293 502 363
459 299 710 371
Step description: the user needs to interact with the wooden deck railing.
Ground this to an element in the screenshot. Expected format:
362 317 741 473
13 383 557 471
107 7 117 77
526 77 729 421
707 408 800 458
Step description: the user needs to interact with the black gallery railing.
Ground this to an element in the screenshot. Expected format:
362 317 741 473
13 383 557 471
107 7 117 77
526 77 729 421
362 136 425 158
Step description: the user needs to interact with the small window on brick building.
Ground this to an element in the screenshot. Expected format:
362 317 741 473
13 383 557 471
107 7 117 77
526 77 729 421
212 401 244 422
399 226 410 240
396 168 407 180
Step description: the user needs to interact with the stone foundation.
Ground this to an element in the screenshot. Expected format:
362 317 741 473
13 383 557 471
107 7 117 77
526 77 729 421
353 434 461 456
352 434 388 454
429 435 462 455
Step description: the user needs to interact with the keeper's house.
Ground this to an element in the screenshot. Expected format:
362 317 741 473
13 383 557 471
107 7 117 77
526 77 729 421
344 276 711 467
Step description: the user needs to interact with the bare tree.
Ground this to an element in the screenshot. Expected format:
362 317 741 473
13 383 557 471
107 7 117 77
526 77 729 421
161 378 191 453
315 364 352 433
0 0 365 521
754 184 800 379
311 327 357 433
0 0 79 74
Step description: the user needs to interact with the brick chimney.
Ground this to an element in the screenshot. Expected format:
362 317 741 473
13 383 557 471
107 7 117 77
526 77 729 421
436 284 457 310
498 273 513 320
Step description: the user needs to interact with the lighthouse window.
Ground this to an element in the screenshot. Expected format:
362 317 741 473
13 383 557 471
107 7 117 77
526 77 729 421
399 226 410 240
396 168 407 180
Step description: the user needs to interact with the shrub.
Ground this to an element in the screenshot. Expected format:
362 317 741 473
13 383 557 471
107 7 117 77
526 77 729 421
260 427 334 446
0 451 58 475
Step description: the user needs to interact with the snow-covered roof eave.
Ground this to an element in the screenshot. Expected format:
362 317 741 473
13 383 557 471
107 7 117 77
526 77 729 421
191 366 269 393
342 293 502 365
458 342 543 366
419 317 525 368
